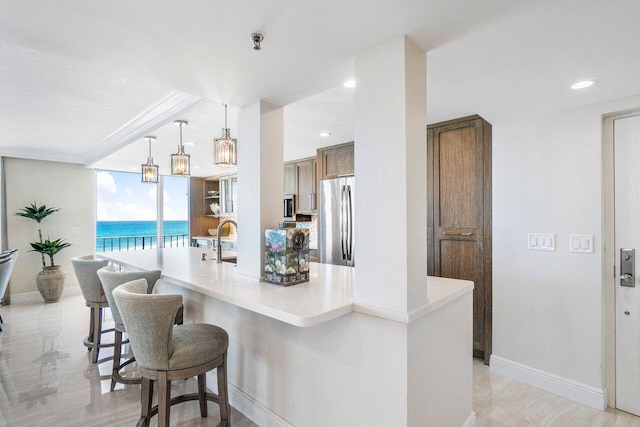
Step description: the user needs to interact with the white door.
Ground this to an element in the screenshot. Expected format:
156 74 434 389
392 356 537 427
615 113 640 415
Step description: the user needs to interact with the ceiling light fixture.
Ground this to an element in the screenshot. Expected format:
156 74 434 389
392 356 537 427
320 132 331 137
214 104 237 168
251 33 264 51
343 80 356 88
571 79 598 90
141 136 159 183
170 120 190 176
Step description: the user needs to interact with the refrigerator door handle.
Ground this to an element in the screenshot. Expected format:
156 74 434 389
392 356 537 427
341 185 347 260
346 185 353 261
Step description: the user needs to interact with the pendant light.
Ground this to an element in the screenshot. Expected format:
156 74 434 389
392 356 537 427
141 136 159 183
170 120 190 176
214 104 237 168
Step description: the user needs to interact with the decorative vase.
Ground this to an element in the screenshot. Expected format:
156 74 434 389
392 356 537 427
36 266 66 303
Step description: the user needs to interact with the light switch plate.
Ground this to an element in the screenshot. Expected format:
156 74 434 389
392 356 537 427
528 233 555 251
570 234 594 253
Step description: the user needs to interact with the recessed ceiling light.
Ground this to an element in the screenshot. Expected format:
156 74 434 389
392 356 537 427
128 167 138 171
320 132 331 137
571 79 598 90
343 80 356 88
194 166 201 169
184 142 197 146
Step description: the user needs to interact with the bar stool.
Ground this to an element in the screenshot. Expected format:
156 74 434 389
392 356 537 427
97 266 184 391
0 249 18 329
71 255 113 363
113 279 230 427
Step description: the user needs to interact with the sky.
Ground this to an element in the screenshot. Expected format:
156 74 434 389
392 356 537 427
96 170 188 221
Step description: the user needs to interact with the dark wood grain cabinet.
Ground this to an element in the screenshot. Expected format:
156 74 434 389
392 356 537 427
317 142 354 180
427 115 492 364
284 156 317 214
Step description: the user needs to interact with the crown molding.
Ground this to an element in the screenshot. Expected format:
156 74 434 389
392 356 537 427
83 90 206 166
0 147 85 164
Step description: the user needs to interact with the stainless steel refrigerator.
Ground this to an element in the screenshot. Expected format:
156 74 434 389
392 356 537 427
318 176 355 266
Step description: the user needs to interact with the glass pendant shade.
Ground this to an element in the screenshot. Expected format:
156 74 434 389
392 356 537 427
171 120 190 176
141 136 159 183
141 160 159 183
214 104 237 167
214 128 237 168
170 146 191 176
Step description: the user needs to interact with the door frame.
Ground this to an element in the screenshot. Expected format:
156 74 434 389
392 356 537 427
603 108 640 408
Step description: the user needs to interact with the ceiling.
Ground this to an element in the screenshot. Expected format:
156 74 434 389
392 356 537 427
0 0 638 177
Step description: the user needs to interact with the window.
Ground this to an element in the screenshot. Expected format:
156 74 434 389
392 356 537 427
96 170 189 252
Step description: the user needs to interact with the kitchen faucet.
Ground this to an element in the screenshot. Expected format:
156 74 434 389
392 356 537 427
216 218 237 263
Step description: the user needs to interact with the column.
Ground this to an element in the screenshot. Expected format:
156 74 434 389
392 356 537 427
354 36 428 313
235 100 284 279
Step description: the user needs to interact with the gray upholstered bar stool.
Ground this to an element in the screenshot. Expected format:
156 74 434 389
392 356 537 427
0 249 18 329
97 266 184 391
71 255 114 363
113 279 230 427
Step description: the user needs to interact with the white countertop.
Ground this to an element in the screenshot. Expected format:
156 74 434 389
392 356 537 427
97 247 472 327
192 235 237 242
97 247 354 327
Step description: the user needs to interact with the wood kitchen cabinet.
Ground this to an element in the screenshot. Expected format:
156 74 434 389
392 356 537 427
427 115 492 364
284 162 297 195
204 174 237 217
295 158 316 213
317 141 354 180
284 156 317 214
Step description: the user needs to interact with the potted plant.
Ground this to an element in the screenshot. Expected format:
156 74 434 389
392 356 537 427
15 202 71 302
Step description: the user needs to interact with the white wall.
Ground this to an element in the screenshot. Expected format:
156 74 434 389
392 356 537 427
5 158 95 295
493 94 640 391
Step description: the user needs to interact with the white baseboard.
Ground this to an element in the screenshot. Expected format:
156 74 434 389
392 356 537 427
206 371 293 427
463 411 476 427
490 355 607 410
10 285 82 303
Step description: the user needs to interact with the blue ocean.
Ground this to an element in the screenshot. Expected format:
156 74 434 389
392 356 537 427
96 220 189 252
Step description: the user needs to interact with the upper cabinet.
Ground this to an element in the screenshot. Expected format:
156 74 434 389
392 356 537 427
204 174 237 217
317 142 354 180
284 156 317 214
295 158 316 213
284 163 297 196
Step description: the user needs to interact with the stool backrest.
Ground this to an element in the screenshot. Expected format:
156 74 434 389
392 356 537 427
113 279 182 371
97 266 161 327
71 255 109 303
0 257 13 303
0 250 18 302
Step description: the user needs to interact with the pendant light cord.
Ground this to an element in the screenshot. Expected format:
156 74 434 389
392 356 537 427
224 104 228 129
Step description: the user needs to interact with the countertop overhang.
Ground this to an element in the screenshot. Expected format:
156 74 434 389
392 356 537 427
97 247 353 327
97 247 472 327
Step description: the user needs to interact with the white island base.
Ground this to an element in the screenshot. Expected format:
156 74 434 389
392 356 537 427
100 247 474 427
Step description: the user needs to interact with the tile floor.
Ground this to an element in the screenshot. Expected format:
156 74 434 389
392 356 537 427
0 292 255 426
473 360 640 426
2 292 640 426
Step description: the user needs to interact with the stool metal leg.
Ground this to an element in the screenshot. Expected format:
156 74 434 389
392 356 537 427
217 353 230 425
91 306 102 363
198 374 207 417
158 371 171 427
111 330 122 391
139 377 153 427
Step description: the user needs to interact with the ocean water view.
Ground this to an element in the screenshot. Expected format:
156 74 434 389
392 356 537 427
96 220 189 252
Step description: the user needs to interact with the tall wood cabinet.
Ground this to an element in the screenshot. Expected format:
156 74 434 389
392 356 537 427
427 115 492 363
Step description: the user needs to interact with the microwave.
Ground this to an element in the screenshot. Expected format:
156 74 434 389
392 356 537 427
284 194 295 220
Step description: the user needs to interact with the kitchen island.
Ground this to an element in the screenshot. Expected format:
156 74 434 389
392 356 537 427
97 247 474 426
98 246 353 327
